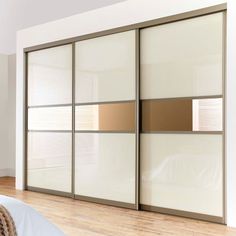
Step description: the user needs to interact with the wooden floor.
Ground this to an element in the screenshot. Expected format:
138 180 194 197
0 177 236 236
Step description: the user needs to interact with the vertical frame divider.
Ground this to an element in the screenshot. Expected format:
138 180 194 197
24 52 28 190
135 28 140 210
222 10 227 224
72 43 76 197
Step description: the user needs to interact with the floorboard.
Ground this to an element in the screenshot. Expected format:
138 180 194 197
0 177 235 236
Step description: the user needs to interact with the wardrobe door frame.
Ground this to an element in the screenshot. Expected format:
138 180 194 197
73 30 138 209
24 3 226 223
139 11 226 224
25 44 74 197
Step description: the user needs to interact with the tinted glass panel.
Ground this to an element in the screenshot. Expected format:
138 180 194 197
142 99 192 132
75 102 135 132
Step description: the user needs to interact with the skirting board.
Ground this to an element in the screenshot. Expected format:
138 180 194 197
0 168 15 177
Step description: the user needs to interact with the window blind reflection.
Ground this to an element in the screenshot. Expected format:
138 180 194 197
192 98 222 131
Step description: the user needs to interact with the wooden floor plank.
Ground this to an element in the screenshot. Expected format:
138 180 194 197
0 177 236 236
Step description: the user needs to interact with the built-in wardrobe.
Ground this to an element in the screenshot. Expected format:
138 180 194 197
25 6 226 223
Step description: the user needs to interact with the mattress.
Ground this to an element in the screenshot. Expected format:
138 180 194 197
0 195 65 236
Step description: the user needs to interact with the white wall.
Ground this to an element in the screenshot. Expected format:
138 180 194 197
0 0 125 54
8 54 16 176
17 0 236 226
0 54 16 177
0 54 9 176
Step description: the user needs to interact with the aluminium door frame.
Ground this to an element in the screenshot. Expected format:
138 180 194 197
24 3 227 223
73 31 138 209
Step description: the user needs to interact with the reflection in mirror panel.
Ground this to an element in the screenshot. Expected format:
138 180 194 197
142 98 222 132
75 102 135 132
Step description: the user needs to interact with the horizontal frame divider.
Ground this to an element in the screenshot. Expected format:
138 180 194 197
27 186 73 198
27 97 222 107
75 100 136 106
141 131 223 135
75 195 136 210
28 130 72 133
29 166 68 171
75 130 135 134
141 95 223 101
27 97 222 108
28 103 72 109
28 130 136 134
140 204 224 224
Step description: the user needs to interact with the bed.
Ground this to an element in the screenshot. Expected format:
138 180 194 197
0 195 65 236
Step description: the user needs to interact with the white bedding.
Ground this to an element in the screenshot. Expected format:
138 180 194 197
0 195 65 236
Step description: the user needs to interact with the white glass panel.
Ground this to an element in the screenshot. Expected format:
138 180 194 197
28 132 72 192
141 13 223 99
75 133 136 203
141 134 223 217
192 98 223 131
75 30 135 103
28 45 72 106
28 106 72 130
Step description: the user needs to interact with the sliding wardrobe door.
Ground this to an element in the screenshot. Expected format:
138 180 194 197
140 12 224 221
74 30 136 206
27 45 72 194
